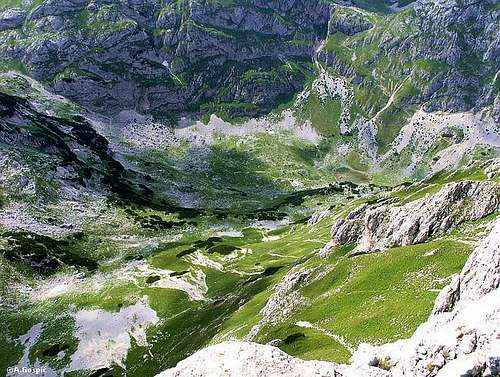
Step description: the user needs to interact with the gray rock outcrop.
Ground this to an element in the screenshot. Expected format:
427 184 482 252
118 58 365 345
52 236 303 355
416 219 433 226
0 8 26 31
329 180 500 255
245 267 313 341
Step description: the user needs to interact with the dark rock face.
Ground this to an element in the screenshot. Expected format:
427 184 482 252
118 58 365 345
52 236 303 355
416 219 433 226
0 0 497 119
0 8 27 31
0 89 155 205
405 0 499 112
329 6 373 36
321 0 499 114
0 0 330 118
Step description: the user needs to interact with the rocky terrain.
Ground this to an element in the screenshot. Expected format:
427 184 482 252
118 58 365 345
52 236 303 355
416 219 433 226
0 0 331 117
349 219 500 377
0 0 499 377
157 216 500 377
1 0 499 173
330 180 500 254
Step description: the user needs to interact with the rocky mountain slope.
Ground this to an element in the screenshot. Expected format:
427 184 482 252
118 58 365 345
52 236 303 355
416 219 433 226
329 180 500 254
1 0 497 120
1 0 331 117
1 0 499 178
157 215 500 377
0 0 499 376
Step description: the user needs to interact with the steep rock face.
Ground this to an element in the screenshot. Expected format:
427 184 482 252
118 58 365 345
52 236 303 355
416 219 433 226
0 0 330 117
321 0 499 114
22 0 164 115
0 8 27 31
330 180 500 254
349 219 500 377
0 74 155 207
433 215 500 314
408 0 499 112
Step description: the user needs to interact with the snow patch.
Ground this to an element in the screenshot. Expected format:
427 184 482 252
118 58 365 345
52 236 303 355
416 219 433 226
66 301 159 372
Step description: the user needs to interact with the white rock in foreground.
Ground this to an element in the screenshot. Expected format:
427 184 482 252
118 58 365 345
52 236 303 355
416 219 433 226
156 341 344 377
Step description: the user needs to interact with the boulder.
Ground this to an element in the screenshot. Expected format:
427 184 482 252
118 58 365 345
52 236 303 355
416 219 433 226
0 8 26 31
